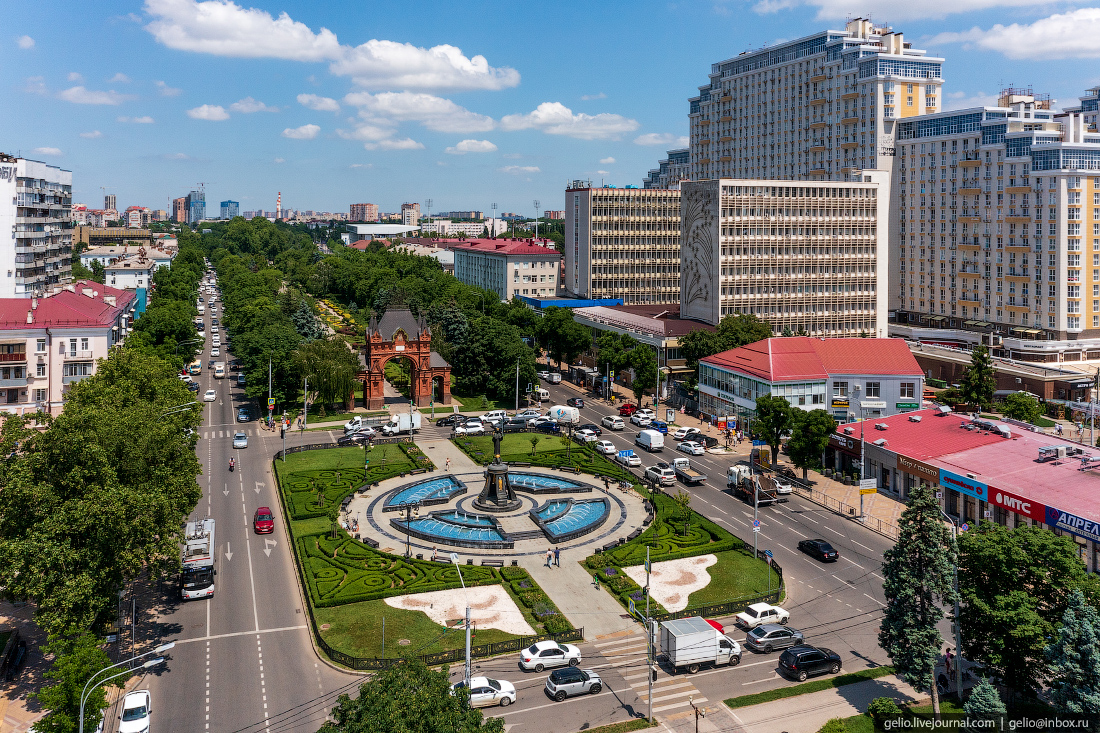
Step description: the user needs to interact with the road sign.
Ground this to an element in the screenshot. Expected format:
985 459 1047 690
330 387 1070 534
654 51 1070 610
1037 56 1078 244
961 523 970 532
764 549 773 559
859 478 877 491
753 519 760 529
752 440 767 447
628 597 636 617
753 526 761 533
267 397 275 408
860 488 877 495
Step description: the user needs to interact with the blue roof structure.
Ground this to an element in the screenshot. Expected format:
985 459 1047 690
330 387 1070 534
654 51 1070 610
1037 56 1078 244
519 296 624 309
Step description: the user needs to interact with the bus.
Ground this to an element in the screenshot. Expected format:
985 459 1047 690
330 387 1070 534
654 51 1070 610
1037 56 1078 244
180 518 215 600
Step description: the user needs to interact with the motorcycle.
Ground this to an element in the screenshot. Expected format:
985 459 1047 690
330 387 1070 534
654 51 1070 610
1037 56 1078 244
229 458 235 472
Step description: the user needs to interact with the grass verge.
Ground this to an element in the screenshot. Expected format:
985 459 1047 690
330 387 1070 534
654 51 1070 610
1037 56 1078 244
725 666 895 709
453 435 637 484
816 714 877 733
687 548 782 607
579 719 656 733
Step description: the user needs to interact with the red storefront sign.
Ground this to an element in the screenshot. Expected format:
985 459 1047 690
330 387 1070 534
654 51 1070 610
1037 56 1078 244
987 486 1047 523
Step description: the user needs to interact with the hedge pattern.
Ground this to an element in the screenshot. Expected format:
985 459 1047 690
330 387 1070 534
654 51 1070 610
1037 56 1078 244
502 567 574 635
453 437 637 484
279 446 418 520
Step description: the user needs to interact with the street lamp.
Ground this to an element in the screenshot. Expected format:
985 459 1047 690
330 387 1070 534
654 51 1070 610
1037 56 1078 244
79 642 174 733
174 338 203 358
158 402 197 420
449 552 472 687
402 501 421 558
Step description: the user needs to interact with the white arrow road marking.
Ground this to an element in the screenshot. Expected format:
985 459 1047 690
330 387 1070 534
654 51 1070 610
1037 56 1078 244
254 481 264 494
223 483 229 497
263 539 277 557
224 543 233 561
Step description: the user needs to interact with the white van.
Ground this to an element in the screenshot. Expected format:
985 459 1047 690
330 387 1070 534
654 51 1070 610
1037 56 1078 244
547 373 562 384
635 429 664 452
533 388 550 402
197 305 205 315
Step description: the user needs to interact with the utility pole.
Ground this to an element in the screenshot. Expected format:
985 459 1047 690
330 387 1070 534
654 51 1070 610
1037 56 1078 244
646 546 652 723
267 356 273 428
450 554 472 687
515 357 520 413
939 507 963 697
533 199 541 240
491 203 497 239
424 198 432 240
302 377 309 431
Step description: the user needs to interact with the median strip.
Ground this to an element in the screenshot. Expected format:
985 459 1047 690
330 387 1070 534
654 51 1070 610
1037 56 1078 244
724 666 895 709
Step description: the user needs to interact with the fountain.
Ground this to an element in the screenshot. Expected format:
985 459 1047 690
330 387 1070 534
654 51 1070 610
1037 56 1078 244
473 428 522 512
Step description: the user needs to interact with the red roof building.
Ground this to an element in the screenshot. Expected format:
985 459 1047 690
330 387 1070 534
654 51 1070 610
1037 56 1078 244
448 238 561 301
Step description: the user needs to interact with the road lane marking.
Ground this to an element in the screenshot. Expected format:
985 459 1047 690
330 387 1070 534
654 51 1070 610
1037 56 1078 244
864 593 886 607
852 540 874 551
871 572 884 581
175 625 309 645
742 673 781 685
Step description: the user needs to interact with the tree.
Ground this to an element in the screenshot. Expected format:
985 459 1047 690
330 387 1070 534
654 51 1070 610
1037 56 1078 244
958 523 1100 697
1046 588 1100 714
878 484 957 716
753 395 793 465
31 632 122 733
1002 392 1042 424
293 336 360 408
960 344 996 410
537 307 591 368
320 660 503 733
680 313 773 373
786 409 836 479
629 346 659 407
964 677 1006 720
527 434 541 456
678 329 721 373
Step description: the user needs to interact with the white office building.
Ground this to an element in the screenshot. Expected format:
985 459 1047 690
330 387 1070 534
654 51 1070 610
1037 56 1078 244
0 154 73 298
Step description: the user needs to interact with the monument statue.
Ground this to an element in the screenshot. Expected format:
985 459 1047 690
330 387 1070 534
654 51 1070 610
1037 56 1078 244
474 426 520 512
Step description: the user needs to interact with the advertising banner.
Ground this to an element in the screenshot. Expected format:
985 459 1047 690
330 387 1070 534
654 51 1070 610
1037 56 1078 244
939 469 987 501
988 487 1047 523
1044 506 1100 543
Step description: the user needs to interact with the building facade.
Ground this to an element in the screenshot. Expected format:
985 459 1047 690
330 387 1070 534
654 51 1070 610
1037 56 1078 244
679 175 889 334
1062 86 1099 131
449 239 561 300
104 193 116 211
689 18 943 183
172 197 187 223
186 190 205 224
0 154 73 298
564 182 682 305
643 148 690 189
220 200 239 219
350 203 379 222
401 203 421 227
105 255 157 292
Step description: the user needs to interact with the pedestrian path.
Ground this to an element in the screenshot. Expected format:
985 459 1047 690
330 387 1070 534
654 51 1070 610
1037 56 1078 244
519 554 636 639
200 428 263 440
591 630 707 715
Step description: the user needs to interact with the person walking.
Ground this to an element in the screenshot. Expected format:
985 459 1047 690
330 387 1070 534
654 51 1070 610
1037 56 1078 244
554 547 561 567
445 457 451 472
945 647 954 676
545 548 553 568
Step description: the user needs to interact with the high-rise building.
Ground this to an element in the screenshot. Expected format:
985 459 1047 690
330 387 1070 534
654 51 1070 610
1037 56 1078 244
890 89 1100 356
401 203 421 226
0 153 73 297
104 193 116 211
349 203 379 222
565 182 682 305
643 148 690 189
689 18 944 183
1062 86 1100 131
186 189 205 224
220 200 239 219
172 196 187 223
679 174 890 336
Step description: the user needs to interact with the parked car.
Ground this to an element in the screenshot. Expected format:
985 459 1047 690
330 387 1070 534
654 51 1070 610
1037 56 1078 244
545 667 602 701
678 440 705 456
649 420 670 434
616 450 641 467
594 440 617 455
451 676 517 708
537 371 550 380
515 408 542 421
435 414 468 427
601 415 625 431
253 507 275 534
203 389 217 402
566 397 585 408
237 406 252 422
644 463 676 486
118 690 152 733
337 432 373 446
455 419 486 436
502 417 529 433
778 645 842 682
520 640 581 672
630 413 652 427
574 428 599 443
233 431 248 449
744 624 804 653
798 538 839 562
672 426 701 441
534 421 562 434
578 423 602 436
735 603 790 630
618 403 638 416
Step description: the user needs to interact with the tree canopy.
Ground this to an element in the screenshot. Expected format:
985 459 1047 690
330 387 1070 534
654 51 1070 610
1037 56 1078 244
960 344 997 410
1046 588 1100 714
1002 392 1042 423
679 313 773 372
753 394 794 465
786 409 836 479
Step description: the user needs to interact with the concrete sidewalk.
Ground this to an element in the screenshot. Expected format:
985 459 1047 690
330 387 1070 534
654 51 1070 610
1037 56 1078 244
520 554 637 640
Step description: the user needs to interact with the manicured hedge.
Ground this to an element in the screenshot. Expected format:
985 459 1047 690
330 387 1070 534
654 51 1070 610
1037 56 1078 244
279 448 417 520
452 437 638 484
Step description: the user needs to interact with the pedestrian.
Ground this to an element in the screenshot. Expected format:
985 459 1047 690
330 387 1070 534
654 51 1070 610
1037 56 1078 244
545 548 553 568
554 547 560 566
445 457 452 472
945 647 953 676
432 546 438 561
1058 423 1064 436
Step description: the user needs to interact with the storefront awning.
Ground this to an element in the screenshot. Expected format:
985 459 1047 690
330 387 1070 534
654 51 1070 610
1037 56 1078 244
928 315 947 322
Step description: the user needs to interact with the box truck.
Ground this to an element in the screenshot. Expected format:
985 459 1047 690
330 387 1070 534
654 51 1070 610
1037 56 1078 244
380 412 422 436
659 616 741 674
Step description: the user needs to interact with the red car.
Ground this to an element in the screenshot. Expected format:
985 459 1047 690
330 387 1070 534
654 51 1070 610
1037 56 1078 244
618 403 638 417
253 507 275 534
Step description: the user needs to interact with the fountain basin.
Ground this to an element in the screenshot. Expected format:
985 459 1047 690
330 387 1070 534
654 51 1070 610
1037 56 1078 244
391 510 513 549
530 498 611 543
383 475 468 512
508 472 592 494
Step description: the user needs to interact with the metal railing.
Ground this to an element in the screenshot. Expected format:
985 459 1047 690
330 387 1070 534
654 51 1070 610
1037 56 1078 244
790 483 900 540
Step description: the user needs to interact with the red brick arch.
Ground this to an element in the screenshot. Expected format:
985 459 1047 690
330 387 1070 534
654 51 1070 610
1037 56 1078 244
358 311 451 410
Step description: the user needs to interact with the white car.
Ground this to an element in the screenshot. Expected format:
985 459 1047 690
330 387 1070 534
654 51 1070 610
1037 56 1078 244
455 419 486 436
450 676 517 708
615 450 641 468
519 640 582 672
118 690 151 733
233 432 248 449
537 371 550 380
601 415 625 431
574 429 598 443
211 347 221 357
630 413 652 427
637 408 656 420
735 602 790 630
203 389 216 402
773 476 794 496
678 440 705 456
672 426 701 441
594 439 617 455
515 408 542 421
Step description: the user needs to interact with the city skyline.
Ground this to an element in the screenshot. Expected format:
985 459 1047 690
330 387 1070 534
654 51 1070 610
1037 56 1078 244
4 0 1099 213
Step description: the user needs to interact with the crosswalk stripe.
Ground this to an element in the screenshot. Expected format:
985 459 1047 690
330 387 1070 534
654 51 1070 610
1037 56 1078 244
592 633 645 649
632 680 695 694
652 697 707 713
596 639 647 653
636 689 701 704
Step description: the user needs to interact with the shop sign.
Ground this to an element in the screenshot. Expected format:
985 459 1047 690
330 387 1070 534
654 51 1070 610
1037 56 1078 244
896 402 920 409
831 398 849 408
897 455 939 485
940 469 987 501
1045 506 1100 543
829 433 860 455
988 487 1046 523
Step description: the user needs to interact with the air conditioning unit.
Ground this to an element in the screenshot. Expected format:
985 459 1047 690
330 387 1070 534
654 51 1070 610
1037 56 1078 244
908 415 922 422
843 427 854 435
875 423 889 430
873 438 888 446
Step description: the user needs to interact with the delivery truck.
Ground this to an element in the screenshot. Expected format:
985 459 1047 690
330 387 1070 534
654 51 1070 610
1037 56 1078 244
659 616 741 674
670 457 706 485
380 412 422 436
547 405 580 425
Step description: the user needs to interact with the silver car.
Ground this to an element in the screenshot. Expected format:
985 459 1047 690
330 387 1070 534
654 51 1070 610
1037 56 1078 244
233 432 248 449
745 624 804 653
545 667 602 701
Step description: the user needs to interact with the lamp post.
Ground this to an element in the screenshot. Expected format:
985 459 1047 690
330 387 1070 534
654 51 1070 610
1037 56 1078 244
533 200 541 240
688 695 705 733
158 402 197 420
79 642 174 733
450 552 472 687
938 504 964 698
402 501 421 558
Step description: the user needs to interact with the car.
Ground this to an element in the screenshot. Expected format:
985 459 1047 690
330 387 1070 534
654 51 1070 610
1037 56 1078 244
537 371 550 380
630 413 652 427
198 297 204 302
618 403 638 416
601 415 625 431
203 389 217 402
435 414 468 427
678 440 705 456
697 435 720 449
211 347 221 357
644 463 676 486
185 381 200 392
637 408 656 420
207 359 216 369
594 440 617 455
649 420 670 434
253 507 274 534
237 373 246 386
544 667 602 701
451 676 517 708
773 477 794 496
574 428 599 443
515 408 542 421
735 603 790 629
211 317 218 325
237 407 252 422
337 430 374 446
233 431 248 449
455 419 486 436
745 624 805 653
615 450 641 467
520 640 582 672
118 690 152 733
178 372 193 382
778 645 842 682
565 397 585 408
798 538 839 562
502 417 529 433
534 421 561 434
546 372 561 384
482 410 509 425
672 426 701 440
578 423 603 436
527 415 552 427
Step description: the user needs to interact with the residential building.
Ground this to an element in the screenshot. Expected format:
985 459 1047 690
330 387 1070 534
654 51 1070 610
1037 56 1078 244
544 210 564 220
679 174 889 334
220 200 239 219
698 336 923 427
441 210 483 220
349 203 379 222
889 88 1100 361
643 148 691 189
689 18 944 183
104 193 116 212
401 202 421 226
449 238 561 300
0 282 136 416
80 245 173 272
186 189 205 224
150 209 169 221
0 153 74 298
1062 86 1099 131
74 226 153 249
420 219 494 238
827 407 1100 572
172 196 187 223
125 206 150 228
564 182 682 305
105 254 156 292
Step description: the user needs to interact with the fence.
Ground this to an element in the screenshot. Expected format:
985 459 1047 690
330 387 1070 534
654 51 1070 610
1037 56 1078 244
650 550 784 623
789 483 900 540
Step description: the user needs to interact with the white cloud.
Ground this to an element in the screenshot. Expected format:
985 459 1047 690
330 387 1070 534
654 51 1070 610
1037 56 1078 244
118 115 155 123
79 130 104 139
24 76 47 95
596 170 610 175
337 123 395 142
273 157 285 163
109 73 132 83
930 9 1100 59
16 35 34 50
283 123 320 139
600 157 616 165
349 163 372 168
297 93 339 112
943 90 1000 111
165 152 189 159
634 132 689 147
344 91 495 133
187 104 230 120
365 138 423 151
230 96 278 112
747 0 1089 21
500 102 639 140
156 80 182 96
445 139 498 155
499 165 540 174
67 72 84 82
581 92 607 101
32 147 62 156
143 0 519 91
58 86 133 105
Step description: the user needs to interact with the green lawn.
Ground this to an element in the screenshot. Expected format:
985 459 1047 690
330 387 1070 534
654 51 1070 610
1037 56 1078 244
687 548 783 607
449 392 514 411
453 436 637 484
464 433 569 456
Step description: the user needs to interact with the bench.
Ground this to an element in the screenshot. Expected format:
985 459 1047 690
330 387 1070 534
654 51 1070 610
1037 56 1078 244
557 466 580 474
627 529 642 540
410 468 427 475
508 462 532 468
601 542 618 552
361 537 380 549
480 559 504 567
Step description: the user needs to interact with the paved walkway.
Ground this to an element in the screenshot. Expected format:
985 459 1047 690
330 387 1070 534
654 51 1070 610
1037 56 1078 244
0 602 44 733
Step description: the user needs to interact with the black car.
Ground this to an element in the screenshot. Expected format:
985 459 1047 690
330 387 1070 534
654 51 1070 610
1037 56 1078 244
535 421 562 434
436 414 468 427
578 423 602 436
211 317 219 325
337 432 372 446
697 435 720 449
798 538 839 562
778 645 841 681
186 381 200 392
4 640 27 681
566 397 585 408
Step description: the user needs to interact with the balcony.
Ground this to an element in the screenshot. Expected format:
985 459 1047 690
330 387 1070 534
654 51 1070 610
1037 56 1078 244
62 350 95 361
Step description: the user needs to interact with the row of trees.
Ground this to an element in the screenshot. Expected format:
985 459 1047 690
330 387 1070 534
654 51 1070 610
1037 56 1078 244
747 394 838 477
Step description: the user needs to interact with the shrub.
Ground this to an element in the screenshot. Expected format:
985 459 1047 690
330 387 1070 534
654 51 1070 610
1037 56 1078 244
500 566 529 581
817 719 847 733
866 697 903 726
543 614 572 634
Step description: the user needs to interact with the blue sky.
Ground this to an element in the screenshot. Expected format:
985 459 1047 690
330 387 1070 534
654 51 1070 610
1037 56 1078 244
4 0 1100 216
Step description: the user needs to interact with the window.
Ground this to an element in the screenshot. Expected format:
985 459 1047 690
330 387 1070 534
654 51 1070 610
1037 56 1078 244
900 382 915 398
34 389 45 402
865 382 881 398
80 338 89 352
833 381 848 396
36 363 45 377
69 339 77 357
36 338 45 353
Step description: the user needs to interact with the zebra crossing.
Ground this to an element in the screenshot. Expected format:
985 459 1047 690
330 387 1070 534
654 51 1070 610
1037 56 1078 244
201 428 256 439
590 630 707 714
